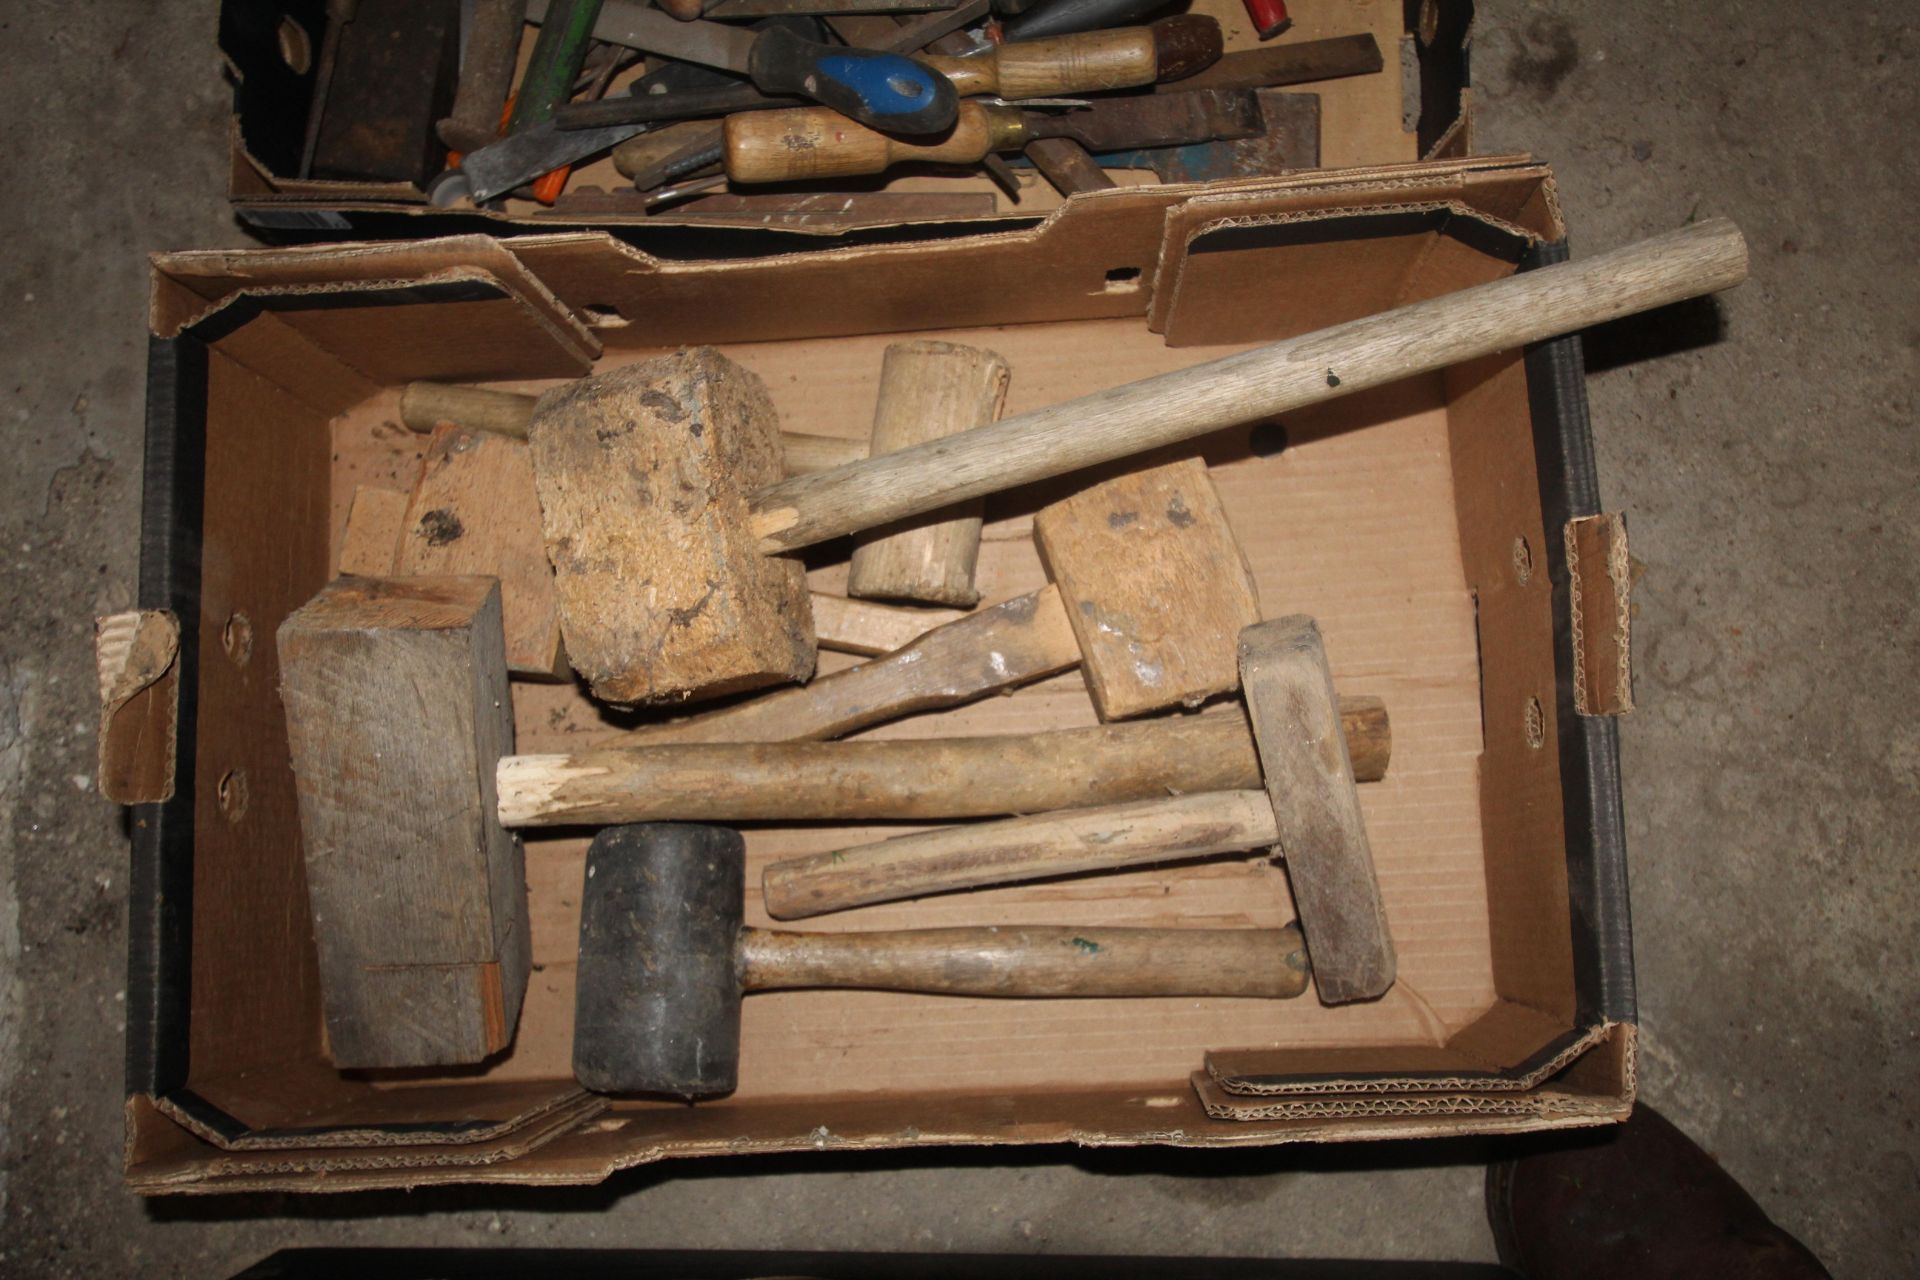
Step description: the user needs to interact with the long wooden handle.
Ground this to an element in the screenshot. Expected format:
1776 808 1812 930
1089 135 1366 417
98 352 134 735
750 219 1750 552
725 102 1016 183
399 381 865 474
738 924 1308 998
919 27 1159 97
496 696 1388 827
605 585 1077 747
764 789 1280 919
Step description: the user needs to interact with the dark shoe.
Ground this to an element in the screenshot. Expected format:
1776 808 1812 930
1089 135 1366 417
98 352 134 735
1486 1103 1831 1280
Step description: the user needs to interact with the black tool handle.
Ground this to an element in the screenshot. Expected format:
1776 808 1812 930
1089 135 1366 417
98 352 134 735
1003 0 1173 43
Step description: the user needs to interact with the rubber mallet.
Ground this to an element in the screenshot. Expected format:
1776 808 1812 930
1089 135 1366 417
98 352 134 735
572 822 1310 1097
527 220 1748 705
762 614 1395 1003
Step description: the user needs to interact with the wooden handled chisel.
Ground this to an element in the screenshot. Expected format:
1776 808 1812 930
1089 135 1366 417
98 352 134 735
914 15 1221 97
725 88 1263 182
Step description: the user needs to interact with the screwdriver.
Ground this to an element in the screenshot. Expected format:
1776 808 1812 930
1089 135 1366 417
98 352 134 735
724 89 1263 183
915 16 1221 98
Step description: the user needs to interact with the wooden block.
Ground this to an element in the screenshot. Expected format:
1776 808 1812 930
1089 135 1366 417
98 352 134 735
1033 457 1260 719
1238 615 1394 1004
847 341 1010 607
810 593 966 657
337 486 409 576
527 349 815 706
277 575 529 1068
397 424 566 679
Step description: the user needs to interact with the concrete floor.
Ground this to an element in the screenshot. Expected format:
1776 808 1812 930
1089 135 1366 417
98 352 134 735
0 0 1913 1274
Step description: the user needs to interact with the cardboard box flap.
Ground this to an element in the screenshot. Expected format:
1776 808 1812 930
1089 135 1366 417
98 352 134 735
128 1092 604 1191
151 1078 594 1152
1202 1000 1608 1096
1152 202 1540 348
1191 1065 1628 1125
1566 512 1635 716
95 610 180 805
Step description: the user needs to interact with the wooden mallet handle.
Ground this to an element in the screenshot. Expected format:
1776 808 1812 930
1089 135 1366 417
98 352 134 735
749 219 1749 553
497 696 1388 827
740 924 1307 998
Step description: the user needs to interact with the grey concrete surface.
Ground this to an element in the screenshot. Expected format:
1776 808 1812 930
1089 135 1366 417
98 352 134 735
0 1 1912 1275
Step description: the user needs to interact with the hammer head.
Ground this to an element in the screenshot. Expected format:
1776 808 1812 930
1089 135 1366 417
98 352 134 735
573 823 748 1097
528 349 816 707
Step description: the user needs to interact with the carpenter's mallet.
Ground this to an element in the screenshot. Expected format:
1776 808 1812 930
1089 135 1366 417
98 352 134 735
572 822 1310 1097
524 220 1748 708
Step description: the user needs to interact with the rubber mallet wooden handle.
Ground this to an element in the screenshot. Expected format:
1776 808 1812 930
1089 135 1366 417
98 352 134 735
764 616 1396 1004
399 381 866 475
749 219 1750 553
574 823 1307 1097
497 695 1389 826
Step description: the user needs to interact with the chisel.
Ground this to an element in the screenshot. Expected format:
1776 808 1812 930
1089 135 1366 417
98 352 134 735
724 88 1262 182
528 0 956 131
913 14 1219 97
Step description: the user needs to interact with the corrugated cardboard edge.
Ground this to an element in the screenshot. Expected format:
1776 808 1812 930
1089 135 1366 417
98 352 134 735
96 610 180 805
1566 513 1634 716
149 1082 594 1152
128 1092 606 1191
1191 1072 1625 1124
1203 1020 1614 1098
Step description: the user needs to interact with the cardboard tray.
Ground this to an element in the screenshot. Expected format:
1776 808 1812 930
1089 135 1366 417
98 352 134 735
218 0 1474 237
123 155 1638 1193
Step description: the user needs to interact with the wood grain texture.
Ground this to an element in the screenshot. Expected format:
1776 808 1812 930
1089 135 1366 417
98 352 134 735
919 27 1159 98
739 924 1308 999
764 789 1282 919
402 380 865 475
848 341 1010 607
398 425 566 679
1036 457 1260 719
276 576 528 1067
811 592 965 656
749 219 1751 552
527 349 815 706
1239 615 1393 1004
725 102 1009 183
498 695 1388 827
337 485 409 576
608 586 1076 747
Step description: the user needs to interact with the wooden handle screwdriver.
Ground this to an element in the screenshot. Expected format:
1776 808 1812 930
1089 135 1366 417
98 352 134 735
726 89 1262 183
916 16 1223 98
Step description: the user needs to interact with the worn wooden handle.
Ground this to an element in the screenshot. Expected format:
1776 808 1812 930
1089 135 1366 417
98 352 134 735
725 102 1007 183
606 585 1077 747
764 789 1281 919
400 381 864 474
919 27 1159 98
496 696 1388 827
738 924 1308 998
749 219 1750 552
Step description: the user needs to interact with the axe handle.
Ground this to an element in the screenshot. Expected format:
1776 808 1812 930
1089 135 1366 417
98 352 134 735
763 789 1280 919
749 219 1750 552
739 924 1308 998
496 696 1387 826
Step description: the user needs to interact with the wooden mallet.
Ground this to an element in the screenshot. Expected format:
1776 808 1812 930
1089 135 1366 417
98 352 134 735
761 614 1396 1003
572 823 1310 1098
525 220 1747 706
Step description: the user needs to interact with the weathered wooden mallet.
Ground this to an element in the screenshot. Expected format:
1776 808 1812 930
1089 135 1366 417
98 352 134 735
526 219 1747 706
572 823 1310 1098
763 614 1397 1004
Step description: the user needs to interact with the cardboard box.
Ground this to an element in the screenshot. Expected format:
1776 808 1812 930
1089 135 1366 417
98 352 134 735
123 155 1639 1193
218 0 1474 235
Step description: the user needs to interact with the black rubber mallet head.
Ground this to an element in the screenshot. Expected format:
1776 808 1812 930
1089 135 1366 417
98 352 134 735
573 822 1310 1099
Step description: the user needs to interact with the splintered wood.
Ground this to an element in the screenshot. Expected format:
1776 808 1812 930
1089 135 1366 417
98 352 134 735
397 425 565 679
277 576 529 1068
1035 457 1262 719
528 349 815 705
847 340 1010 607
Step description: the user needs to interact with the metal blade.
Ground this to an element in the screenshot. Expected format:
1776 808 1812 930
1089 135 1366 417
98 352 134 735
1032 88 1264 152
527 0 758 71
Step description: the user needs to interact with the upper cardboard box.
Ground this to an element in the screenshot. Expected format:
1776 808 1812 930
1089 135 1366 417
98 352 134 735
219 0 1474 237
